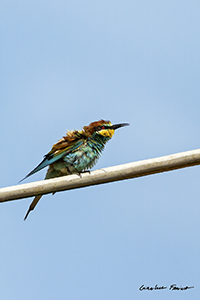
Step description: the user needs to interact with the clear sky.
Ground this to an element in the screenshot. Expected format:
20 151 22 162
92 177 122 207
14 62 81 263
1 1 200 299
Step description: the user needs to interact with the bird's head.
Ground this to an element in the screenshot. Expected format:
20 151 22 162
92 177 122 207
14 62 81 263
83 120 129 139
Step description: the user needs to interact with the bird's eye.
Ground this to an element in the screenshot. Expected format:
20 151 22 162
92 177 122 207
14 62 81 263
101 126 105 129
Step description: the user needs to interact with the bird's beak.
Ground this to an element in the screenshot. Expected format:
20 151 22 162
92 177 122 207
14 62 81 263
111 123 129 130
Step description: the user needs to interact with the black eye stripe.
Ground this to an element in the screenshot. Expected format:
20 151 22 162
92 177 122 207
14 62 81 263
94 125 111 132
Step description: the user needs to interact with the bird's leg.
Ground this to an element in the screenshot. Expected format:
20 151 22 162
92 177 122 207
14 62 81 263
78 170 91 177
81 170 91 174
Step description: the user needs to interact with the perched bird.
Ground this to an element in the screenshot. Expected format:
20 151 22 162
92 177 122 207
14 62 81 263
21 120 129 220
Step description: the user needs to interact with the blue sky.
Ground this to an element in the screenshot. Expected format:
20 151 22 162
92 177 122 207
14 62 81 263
1 1 200 299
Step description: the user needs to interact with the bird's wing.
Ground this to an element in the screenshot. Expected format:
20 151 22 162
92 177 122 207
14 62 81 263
20 133 86 182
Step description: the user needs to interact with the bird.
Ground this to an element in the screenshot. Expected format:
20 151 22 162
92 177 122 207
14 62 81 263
21 120 129 220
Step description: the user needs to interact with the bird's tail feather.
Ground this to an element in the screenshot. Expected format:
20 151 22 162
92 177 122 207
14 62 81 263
24 195 43 220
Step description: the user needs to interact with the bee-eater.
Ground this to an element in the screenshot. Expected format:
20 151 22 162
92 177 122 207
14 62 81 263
22 120 129 220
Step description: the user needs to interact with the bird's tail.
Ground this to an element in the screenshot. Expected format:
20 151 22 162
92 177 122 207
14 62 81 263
24 195 43 220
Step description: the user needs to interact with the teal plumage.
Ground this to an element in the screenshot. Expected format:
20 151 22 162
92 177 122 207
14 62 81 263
22 120 129 220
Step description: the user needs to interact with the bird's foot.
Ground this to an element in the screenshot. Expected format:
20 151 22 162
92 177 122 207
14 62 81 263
78 170 91 177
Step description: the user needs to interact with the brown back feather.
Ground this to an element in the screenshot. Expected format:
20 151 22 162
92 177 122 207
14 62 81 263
50 119 111 152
